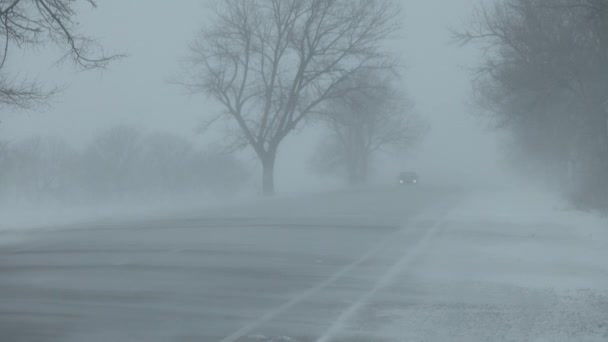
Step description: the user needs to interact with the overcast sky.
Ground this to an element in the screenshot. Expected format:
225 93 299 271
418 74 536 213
0 0 510 192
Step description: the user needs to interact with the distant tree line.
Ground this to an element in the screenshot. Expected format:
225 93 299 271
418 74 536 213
457 0 608 211
0 126 250 204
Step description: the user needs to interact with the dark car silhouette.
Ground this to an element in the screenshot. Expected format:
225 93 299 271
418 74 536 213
399 171 418 185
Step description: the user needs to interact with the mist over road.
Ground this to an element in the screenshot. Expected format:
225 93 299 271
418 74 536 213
1 186 607 342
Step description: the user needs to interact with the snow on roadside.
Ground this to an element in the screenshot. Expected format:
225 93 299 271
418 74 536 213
433 186 608 291
370 187 608 342
449 186 607 238
0 194 252 233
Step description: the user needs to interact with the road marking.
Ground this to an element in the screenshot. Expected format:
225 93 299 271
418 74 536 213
219 222 414 342
315 219 445 342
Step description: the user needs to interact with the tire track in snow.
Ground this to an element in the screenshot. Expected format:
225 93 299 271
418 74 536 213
220 213 446 342
315 219 446 342
218 217 434 342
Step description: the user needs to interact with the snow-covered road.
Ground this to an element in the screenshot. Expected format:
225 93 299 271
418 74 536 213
1 186 607 341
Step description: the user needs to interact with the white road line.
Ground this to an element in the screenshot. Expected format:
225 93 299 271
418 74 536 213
315 219 445 342
219 223 412 342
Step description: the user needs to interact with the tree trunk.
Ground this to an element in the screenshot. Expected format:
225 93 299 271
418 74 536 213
261 151 276 196
359 150 369 185
347 161 358 186
601 3 608 142
345 128 358 186
353 123 367 185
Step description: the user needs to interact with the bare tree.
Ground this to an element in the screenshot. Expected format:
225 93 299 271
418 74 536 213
0 128 252 204
0 137 77 201
138 132 203 196
81 125 143 199
312 71 425 185
0 0 122 110
456 0 608 210
182 0 400 195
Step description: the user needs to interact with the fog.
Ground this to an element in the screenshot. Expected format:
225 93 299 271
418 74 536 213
2 0 508 193
0 0 514 228
1 0 607 341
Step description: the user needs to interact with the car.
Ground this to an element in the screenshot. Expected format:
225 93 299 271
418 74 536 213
399 171 418 185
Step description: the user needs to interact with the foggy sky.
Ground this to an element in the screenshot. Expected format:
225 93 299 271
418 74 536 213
0 0 509 192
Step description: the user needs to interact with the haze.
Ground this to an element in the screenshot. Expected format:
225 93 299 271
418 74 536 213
2 0 506 191
1 1 606 341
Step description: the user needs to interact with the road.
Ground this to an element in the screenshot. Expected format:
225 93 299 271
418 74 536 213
1 186 607 341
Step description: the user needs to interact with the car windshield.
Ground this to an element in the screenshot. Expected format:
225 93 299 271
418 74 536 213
2 1 606 341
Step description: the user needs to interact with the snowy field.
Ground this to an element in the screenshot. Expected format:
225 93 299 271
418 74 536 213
0 185 607 341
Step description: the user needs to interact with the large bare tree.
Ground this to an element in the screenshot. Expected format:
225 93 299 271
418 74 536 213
0 0 122 110
183 0 400 195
